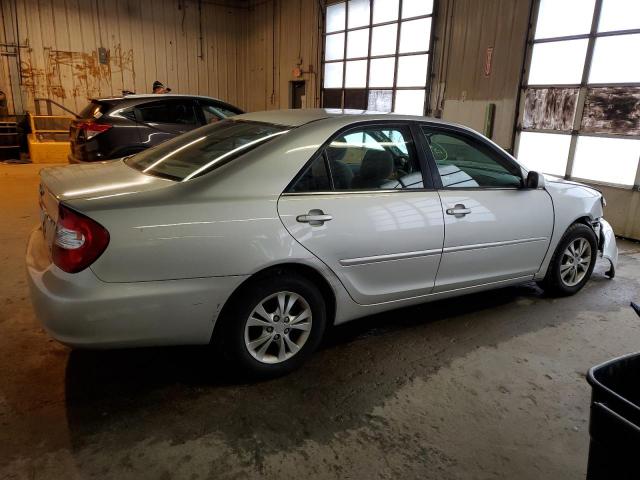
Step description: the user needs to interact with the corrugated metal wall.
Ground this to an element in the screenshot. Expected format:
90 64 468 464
430 0 533 151
245 0 321 111
0 0 248 114
0 0 322 116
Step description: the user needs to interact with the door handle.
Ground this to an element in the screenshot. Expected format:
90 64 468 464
446 204 471 217
296 209 333 226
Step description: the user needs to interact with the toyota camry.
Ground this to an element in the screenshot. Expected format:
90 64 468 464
26 109 618 376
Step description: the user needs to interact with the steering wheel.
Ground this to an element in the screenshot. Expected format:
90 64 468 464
394 154 410 172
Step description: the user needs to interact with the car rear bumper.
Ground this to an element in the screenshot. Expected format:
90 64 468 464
26 227 246 348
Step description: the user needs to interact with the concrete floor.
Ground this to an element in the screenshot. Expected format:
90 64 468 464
1 163 640 480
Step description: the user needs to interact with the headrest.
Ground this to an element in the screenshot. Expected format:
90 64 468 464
360 149 393 180
326 145 346 162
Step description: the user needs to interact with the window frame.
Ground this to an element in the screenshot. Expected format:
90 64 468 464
283 120 437 194
420 123 527 191
321 0 437 114
515 0 640 190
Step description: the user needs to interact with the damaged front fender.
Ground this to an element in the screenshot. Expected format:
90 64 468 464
599 218 618 278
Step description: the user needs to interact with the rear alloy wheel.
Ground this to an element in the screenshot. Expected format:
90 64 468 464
244 291 312 364
540 223 598 296
221 274 326 378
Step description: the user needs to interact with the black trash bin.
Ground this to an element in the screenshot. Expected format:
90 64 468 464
586 352 640 479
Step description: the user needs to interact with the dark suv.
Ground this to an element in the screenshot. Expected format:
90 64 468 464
69 94 243 163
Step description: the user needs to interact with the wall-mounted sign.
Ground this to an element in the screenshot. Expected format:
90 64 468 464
484 47 494 77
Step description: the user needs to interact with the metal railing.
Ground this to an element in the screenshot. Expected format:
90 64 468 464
28 113 73 142
33 97 78 118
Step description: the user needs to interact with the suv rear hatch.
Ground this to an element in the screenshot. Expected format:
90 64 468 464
69 100 111 162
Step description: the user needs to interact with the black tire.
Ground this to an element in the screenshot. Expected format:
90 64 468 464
219 273 327 378
540 223 598 296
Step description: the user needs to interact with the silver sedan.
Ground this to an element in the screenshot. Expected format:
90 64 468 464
26 109 618 376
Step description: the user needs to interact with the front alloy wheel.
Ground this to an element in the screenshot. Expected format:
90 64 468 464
560 238 592 287
540 223 598 296
244 291 312 364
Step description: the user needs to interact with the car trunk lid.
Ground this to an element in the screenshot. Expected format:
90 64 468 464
40 160 174 204
38 160 174 252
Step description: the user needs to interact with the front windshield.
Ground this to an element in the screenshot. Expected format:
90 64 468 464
125 120 289 181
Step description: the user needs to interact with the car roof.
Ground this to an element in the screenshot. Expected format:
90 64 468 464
93 93 232 103
234 108 454 128
232 109 518 171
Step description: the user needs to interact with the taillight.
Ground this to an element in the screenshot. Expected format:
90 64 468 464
77 121 112 140
52 204 110 273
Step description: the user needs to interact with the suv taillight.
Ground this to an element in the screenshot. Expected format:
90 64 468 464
77 121 112 140
52 205 110 273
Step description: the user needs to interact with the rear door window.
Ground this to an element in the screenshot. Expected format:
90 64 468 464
137 100 198 125
329 126 422 190
289 156 332 193
289 125 423 192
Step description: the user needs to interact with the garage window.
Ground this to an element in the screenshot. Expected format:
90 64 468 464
322 0 435 115
516 0 640 188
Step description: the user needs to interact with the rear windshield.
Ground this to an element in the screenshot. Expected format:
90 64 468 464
125 120 289 181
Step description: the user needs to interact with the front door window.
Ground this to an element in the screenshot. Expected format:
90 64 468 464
422 128 523 188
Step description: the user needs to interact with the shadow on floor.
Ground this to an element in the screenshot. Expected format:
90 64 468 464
64 282 556 458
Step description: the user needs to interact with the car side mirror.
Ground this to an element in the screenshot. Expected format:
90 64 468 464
526 171 545 189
